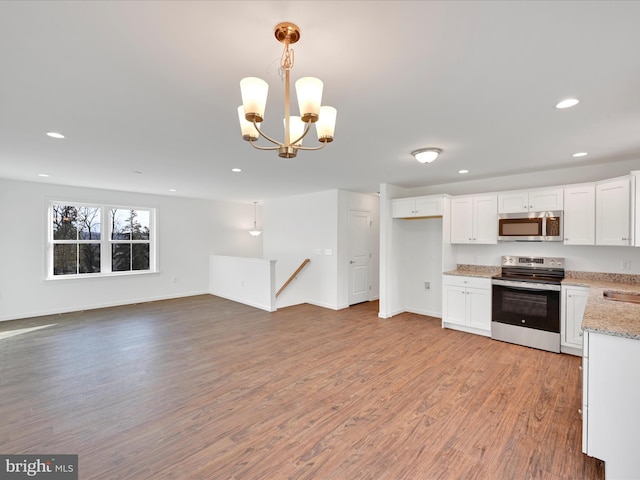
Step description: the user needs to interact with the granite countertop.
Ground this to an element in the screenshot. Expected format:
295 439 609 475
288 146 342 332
443 265 500 279
443 266 640 340
563 273 640 340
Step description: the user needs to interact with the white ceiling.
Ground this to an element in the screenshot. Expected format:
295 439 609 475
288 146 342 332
2 1 640 203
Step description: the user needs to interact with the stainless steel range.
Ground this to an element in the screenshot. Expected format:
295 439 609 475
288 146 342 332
491 256 565 353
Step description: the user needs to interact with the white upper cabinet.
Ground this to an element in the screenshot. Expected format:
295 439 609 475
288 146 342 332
498 188 564 214
564 184 595 245
391 195 443 218
595 176 631 246
451 195 497 244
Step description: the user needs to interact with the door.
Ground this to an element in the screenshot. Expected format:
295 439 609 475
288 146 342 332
348 209 371 305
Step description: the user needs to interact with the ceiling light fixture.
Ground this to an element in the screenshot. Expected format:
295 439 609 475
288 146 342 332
248 202 262 237
231 168 242 173
46 132 65 139
412 148 442 164
572 152 588 157
458 169 469 174
238 22 337 159
38 173 50 177
555 98 579 109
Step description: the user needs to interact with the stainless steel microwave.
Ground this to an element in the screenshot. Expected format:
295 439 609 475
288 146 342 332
498 211 563 241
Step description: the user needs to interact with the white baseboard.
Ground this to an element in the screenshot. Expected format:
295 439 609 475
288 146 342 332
0 291 210 323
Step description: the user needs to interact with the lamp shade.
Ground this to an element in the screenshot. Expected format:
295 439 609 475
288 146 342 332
295 77 323 123
316 106 337 143
237 106 259 141
240 77 269 122
285 116 305 146
412 148 442 163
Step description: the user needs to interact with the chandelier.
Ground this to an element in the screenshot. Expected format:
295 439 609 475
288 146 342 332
238 22 337 159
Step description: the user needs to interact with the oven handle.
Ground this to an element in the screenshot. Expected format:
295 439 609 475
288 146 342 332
491 279 561 292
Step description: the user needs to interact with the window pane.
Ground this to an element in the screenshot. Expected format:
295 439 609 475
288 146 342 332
132 210 150 240
78 207 101 240
111 209 131 240
112 244 131 271
54 244 77 275
132 243 150 270
52 205 78 240
79 244 101 273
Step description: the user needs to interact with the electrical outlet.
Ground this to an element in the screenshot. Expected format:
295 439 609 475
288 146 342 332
621 260 631 271
424 281 430 290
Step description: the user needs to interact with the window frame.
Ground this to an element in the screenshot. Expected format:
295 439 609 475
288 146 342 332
46 201 157 280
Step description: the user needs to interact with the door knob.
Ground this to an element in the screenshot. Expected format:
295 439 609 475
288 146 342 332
349 260 355 264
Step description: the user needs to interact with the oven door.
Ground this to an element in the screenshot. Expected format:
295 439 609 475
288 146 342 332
491 280 560 332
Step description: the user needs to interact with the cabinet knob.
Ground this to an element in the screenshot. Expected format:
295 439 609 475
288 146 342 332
473 238 476 241
565 238 569 241
568 294 572 298
579 331 583 337
468 238 472 241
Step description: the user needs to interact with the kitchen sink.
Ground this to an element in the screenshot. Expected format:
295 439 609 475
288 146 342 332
603 290 640 304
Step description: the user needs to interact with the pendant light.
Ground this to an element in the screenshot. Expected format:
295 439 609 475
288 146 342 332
249 202 262 236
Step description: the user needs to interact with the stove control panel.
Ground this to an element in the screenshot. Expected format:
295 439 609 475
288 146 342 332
501 256 564 268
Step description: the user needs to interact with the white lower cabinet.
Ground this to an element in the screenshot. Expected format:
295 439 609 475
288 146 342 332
561 285 588 355
442 275 491 336
583 330 640 479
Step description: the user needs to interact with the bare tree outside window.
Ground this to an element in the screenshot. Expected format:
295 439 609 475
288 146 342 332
52 205 101 275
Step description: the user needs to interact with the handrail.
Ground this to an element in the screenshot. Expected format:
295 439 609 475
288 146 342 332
276 258 311 298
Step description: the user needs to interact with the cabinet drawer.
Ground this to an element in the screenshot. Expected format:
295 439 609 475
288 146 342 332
443 275 490 289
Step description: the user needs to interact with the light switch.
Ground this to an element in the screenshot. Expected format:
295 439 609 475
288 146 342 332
323 249 333 255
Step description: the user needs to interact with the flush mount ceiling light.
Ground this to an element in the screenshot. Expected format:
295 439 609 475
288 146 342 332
248 201 262 237
238 22 337 159
572 152 588 157
412 148 442 164
46 132 65 139
555 98 579 109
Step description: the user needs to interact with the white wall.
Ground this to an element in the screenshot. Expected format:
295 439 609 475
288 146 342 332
453 243 640 274
396 218 443 317
209 255 276 311
264 190 339 309
0 179 262 321
263 189 380 310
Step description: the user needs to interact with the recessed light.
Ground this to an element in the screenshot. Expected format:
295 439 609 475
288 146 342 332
38 173 50 177
572 152 588 158
169 189 177 192
458 169 469 174
555 98 579 109
412 148 442 164
232 168 242 173
46 132 65 139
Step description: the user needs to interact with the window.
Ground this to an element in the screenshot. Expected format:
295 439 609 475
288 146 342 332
48 202 155 278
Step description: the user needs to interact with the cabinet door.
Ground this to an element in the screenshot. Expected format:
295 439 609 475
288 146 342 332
415 196 443 217
443 285 466 326
467 287 491 331
564 185 595 245
596 177 631 246
498 191 529 213
473 195 498 244
564 287 589 347
391 198 416 218
530 188 564 211
450 198 473 244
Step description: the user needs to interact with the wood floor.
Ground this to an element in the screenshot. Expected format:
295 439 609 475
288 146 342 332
0 295 603 479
